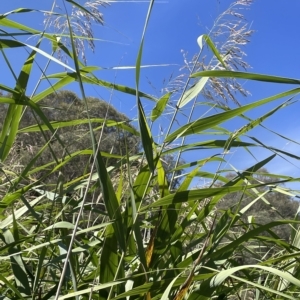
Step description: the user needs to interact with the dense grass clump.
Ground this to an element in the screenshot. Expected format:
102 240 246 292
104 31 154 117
0 1 300 299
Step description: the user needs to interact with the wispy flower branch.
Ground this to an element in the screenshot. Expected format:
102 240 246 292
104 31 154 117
166 0 254 106
44 0 109 64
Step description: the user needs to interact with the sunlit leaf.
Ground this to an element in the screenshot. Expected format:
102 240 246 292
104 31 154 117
191 70 300 84
151 92 171 121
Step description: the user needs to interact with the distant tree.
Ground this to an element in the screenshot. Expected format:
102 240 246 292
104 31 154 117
1 90 140 188
1 90 183 193
218 169 298 239
217 169 299 264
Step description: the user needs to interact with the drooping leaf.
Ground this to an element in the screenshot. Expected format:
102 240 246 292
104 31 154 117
179 77 209 108
151 92 171 121
197 34 227 68
44 221 75 231
166 88 300 143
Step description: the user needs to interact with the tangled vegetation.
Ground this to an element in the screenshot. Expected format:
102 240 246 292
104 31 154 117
0 1 300 300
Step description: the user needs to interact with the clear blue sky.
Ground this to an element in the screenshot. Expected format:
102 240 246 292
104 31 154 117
1 0 300 188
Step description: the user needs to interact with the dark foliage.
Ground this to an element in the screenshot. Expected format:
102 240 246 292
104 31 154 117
217 169 299 264
1 90 140 188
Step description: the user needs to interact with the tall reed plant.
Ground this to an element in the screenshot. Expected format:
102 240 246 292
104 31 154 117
0 1 300 299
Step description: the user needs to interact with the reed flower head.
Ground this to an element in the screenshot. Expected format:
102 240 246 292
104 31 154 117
166 0 254 106
44 0 109 64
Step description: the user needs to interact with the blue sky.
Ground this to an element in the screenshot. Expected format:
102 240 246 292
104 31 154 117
1 0 300 189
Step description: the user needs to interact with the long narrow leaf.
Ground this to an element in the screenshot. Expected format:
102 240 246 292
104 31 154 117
166 88 300 143
191 70 300 84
